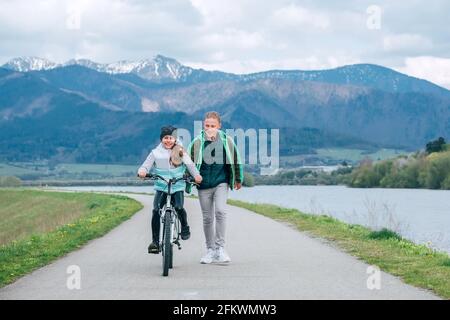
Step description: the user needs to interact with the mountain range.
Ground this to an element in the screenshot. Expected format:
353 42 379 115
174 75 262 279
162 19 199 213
1 55 449 164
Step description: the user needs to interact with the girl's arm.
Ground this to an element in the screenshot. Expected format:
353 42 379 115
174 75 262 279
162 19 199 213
182 151 200 178
138 151 155 174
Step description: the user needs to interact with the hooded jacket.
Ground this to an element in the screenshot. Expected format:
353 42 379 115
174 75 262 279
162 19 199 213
187 130 244 191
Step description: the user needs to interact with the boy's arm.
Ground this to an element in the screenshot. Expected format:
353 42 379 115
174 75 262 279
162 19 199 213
228 136 244 184
138 151 155 173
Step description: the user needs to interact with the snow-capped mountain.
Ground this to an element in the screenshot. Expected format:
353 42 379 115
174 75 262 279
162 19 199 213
63 59 104 71
2 55 450 156
102 55 193 80
2 55 449 96
2 55 193 82
2 57 59 72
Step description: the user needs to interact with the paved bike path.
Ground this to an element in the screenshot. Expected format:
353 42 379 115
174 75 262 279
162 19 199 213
0 193 439 299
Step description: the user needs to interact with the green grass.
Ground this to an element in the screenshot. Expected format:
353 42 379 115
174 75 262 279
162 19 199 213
443 258 450 267
0 189 143 288
368 228 403 241
228 199 450 299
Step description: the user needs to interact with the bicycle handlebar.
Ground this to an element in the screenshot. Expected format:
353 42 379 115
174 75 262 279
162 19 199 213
137 172 198 186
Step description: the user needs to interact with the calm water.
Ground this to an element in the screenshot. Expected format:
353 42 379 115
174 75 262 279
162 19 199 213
53 185 450 253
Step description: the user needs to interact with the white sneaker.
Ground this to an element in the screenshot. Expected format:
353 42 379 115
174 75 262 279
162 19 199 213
215 247 231 263
200 248 216 264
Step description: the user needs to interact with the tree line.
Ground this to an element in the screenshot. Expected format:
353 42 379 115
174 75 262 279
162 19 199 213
349 137 450 189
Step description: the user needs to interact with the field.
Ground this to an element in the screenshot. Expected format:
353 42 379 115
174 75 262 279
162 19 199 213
315 148 406 162
0 189 142 287
0 162 137 180
280 147 406 167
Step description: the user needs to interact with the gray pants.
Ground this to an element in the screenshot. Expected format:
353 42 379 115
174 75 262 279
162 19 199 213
198 183 229 250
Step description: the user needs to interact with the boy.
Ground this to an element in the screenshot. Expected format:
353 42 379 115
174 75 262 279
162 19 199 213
138 125 202 254
187 112 244 264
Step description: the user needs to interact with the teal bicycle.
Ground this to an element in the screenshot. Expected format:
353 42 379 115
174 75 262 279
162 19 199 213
141 173 197 277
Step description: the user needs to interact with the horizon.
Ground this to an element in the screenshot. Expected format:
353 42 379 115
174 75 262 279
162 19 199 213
2 54 448 90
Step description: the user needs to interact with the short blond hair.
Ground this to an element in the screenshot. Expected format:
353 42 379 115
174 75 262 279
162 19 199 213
204 111 221 124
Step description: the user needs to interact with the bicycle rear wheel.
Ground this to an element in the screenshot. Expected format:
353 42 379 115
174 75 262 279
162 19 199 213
162 212 172 277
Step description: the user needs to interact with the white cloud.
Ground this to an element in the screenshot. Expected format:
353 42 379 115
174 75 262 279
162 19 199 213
0 0 203 63
271 4 330 29
197 28 265 51
0 0 449 90
396 56 450 89
185 55 360 74
383 33 433 53
189 0 244 28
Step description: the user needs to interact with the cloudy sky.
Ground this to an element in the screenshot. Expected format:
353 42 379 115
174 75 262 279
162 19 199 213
1 0 449 88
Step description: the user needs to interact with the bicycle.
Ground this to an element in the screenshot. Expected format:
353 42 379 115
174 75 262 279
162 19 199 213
139 172 198 277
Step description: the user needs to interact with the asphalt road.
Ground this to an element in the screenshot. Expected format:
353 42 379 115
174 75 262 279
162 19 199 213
0 193 440 300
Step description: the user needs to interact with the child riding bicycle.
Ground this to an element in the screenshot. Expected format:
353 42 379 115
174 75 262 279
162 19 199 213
137 126 202 254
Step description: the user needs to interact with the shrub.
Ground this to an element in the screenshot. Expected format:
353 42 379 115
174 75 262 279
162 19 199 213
421 151 450 189
441 173 450 190
350 163 381 187
243 172 255 187
368 228 402 240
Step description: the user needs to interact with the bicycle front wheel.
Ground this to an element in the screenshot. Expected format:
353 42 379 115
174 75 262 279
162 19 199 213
162 212 172 277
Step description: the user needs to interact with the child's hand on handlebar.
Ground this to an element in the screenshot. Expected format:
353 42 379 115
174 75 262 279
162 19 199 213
138 169 147 178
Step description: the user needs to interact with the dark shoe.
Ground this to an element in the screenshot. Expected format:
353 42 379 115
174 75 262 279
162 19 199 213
148 242 159 254
180 225 191 240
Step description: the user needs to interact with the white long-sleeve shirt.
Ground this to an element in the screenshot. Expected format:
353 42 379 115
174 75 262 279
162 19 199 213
138 142 199 178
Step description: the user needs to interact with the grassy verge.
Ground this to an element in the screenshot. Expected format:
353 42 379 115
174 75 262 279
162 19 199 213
0 189 143 288
228 199 450 299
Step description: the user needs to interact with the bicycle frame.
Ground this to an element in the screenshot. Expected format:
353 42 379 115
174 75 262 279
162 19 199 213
158 177 182 251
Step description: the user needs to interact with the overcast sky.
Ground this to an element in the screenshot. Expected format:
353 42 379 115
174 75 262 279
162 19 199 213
1 0 449 88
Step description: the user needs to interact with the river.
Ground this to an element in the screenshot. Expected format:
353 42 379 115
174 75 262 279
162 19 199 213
51 185 450 254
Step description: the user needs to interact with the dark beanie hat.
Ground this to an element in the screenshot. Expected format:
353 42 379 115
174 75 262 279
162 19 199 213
160 125 177 140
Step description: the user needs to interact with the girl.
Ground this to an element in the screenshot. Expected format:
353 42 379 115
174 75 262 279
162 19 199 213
138 125 202 254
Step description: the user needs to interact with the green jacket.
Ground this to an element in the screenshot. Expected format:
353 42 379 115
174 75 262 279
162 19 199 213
187 130 244 191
